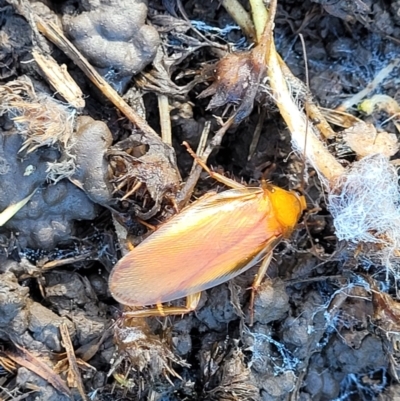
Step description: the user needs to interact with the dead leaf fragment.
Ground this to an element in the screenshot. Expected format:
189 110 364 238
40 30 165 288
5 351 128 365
343 122 399 158
6 343 71 396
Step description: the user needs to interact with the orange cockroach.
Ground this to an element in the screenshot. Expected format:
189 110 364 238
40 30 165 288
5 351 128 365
109 144 306 318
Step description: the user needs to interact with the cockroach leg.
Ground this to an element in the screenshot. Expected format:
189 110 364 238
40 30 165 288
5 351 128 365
182 141 244 190
122 292 202 318
249 252 273 326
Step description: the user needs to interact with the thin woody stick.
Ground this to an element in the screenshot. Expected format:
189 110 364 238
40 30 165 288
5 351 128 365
35 17 168 149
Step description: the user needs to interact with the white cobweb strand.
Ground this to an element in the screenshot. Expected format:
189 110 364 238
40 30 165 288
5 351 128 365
328 154 400 270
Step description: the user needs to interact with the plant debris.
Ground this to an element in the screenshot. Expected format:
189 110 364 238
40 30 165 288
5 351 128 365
1 0 400 400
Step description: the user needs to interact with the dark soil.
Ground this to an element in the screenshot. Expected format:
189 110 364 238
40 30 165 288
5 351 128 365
1 0 400 400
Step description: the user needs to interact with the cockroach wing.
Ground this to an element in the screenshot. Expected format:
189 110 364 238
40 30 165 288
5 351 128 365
109 187 285 306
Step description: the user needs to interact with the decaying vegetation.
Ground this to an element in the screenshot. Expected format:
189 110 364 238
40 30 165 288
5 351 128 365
1 0 400 400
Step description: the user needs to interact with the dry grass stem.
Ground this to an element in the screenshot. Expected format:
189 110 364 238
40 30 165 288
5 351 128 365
158 94 172 145
32 50 85 109
221 0 256 40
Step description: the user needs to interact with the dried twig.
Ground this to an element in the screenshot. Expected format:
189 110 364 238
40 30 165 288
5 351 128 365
176 121 211 207
35 17 177 167
176 116 235 207
248 107 266 160
60 322 88 401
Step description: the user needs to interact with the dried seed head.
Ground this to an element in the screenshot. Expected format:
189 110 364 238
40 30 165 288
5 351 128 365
199 51 266 123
